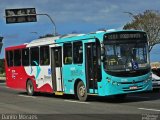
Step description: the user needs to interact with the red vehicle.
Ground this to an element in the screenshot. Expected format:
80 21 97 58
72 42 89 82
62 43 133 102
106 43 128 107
5 37 55 94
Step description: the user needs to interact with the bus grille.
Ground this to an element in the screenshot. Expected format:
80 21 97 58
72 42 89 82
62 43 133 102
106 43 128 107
118 80 144 84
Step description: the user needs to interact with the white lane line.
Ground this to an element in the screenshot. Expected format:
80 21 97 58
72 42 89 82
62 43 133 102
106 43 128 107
18 95 36 99
128 96 150 99
138 108 160 112
64 100 90 104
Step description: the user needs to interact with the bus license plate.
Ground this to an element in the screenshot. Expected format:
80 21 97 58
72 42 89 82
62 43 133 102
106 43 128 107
129 86 138 90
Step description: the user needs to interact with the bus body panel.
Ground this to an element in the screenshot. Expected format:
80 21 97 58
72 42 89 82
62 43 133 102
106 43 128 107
63 64 85 94
98 72 152 96
5 43 54 93
6 64 53 93
24 66 53 93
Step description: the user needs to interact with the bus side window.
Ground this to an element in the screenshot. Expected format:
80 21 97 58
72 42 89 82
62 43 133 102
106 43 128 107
6 51 14 67
14 49 21 66
40 46 50 65
30 47 39 66
63 43 72 64
22 48 29 66
73 41 83 64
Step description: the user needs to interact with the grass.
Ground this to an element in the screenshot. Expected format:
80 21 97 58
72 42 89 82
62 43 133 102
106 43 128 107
0 73 6 77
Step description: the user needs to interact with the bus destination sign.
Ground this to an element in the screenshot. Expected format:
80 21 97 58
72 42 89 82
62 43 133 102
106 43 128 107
105 32 147 40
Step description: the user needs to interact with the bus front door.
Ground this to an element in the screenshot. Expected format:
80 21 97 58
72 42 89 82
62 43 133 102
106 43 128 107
51 47 63 92
85 43 99 94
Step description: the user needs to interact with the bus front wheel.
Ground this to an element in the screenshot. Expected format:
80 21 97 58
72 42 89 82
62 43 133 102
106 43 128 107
77 81 88 101
26 80 35 96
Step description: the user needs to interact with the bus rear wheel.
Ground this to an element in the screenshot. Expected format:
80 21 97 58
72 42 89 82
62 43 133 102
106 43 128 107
26 80 34 96
77 81 88 101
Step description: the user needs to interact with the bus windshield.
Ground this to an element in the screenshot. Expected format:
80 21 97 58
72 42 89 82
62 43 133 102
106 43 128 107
103 32 150 73
103 43 149 72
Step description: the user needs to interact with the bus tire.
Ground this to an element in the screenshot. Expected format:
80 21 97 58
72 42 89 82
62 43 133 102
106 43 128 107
77 81 88 101
26 80 34 96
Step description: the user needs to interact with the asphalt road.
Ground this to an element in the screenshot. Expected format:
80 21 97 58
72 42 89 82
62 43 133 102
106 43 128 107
0 81 160 120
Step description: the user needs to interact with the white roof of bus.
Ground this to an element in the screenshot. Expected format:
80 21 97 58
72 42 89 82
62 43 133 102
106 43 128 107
59 34 83 38
27 36 60 47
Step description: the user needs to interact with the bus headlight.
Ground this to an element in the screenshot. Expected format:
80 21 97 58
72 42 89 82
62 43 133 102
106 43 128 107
107 77 111 83
112 81 117 85
112 81 120 86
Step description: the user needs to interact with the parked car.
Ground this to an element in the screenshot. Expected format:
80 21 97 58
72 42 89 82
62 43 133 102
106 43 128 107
152 68 160 89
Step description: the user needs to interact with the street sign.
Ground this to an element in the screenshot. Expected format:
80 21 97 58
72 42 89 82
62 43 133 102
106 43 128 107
5 8 37 24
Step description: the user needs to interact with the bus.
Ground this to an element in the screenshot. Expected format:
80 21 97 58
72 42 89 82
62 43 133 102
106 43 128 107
5 30 152 101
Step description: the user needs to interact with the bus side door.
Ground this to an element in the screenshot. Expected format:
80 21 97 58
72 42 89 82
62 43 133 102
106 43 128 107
85 40 102 94
51 47 63 92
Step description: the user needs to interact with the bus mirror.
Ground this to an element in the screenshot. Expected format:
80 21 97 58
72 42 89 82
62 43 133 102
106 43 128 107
101 44 105 61
101 56 104 61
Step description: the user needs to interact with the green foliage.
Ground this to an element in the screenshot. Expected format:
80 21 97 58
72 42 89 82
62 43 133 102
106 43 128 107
0 59 5 74
123 10 160 52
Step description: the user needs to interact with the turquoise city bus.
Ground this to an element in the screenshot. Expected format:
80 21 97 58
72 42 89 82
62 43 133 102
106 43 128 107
5 30 152 101
52 30 152 101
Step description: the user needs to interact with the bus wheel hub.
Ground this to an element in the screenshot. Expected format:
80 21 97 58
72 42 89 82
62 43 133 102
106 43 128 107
79 86 85 97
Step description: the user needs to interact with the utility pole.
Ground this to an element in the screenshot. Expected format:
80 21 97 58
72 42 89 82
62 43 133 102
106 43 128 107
36 14 56 36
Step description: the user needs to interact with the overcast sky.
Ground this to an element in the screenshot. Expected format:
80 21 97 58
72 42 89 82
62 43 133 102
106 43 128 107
0 0 160 61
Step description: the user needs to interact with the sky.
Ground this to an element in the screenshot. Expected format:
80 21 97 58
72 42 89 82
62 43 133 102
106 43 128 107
0 0 160 62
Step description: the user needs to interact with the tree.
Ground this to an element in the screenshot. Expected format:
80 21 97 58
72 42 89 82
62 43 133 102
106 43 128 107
0 59 5 74
123 10 160 52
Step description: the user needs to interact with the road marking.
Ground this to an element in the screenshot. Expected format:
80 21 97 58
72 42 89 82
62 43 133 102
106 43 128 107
64 100 90 104
128 96 150 99
18 95 36 99
138 108 160 112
